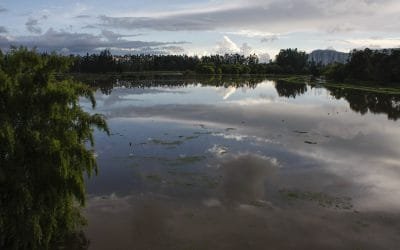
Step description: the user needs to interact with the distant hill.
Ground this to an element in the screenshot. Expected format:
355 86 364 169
308 50 349 65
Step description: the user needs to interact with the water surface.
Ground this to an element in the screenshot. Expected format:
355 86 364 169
82 77 400 249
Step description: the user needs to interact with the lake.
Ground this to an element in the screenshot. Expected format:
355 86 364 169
81 76 400 249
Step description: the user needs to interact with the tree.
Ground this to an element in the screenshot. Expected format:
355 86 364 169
346 49 373 81
0 48 109 249
275 48 308 74
195 64 215 74
323 63 347 82
322 48 400 84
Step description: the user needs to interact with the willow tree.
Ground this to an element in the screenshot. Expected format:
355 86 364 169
0 48 109 249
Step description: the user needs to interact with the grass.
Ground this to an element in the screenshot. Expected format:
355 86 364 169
315 81 400 94
71 72 400 94
274 75 400 94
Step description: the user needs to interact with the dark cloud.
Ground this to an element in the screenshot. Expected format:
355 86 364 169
0 7 7 13
0 28 187 54
261 34 279 43
97 0 399 33
0 26 7 33
25 18 42 34
97 1 322 32
75 14 91 19
82 24 97 29
101 29 143 41
326 25 355 34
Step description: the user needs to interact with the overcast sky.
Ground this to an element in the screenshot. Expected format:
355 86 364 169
0 0 400 58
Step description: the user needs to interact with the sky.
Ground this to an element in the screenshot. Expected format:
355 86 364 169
0 0 400 59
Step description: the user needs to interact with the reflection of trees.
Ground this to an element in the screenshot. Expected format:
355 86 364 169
78 73 400 121
274 80 307 98
79 75 266 95
327 87 400 120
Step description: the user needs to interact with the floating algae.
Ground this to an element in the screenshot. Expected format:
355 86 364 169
279 189 353 210
304 141 317 145
145 174 163 183
293 130 308 134
168 155 206 166
148 138 183 146
225 128 236 131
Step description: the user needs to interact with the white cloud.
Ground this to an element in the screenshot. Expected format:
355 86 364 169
258 53 271 63
240 43 253 56
226 30 280 44
217 86 237 100
345 38 400 49
215 36 240 54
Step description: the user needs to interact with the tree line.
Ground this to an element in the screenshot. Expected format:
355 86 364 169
323 48 400 84
69 48 311 75
69 48 400 85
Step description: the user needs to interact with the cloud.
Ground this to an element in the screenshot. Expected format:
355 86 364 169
25 18 42 34
160 45 185 54
220 153 277 204
116 46 186 55
97 0 400 33
215 36 270 58
216 36 240 54
75 14 91 19
101 29 143 41
347 38 400 48
240 43 253 56
226 30 280 43
326 24 355 34
98 1 323 32
261 34 279 43
0 28 188 54
332 37 400 49
258 53 271 63
0 26 7 34
82 24 97 29
0 7 7 13
25 15 49 34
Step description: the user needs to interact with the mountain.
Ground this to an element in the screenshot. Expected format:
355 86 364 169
308 50 349 65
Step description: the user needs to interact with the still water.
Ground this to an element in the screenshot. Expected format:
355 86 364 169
81 77 400 249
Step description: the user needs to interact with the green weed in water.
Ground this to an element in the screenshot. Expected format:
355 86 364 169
279 189 353 209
